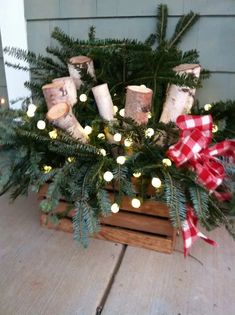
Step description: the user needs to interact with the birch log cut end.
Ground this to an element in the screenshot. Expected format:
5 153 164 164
46 102 88 143
42 82 71 109
68 55 96 90
92 83 114 121
53 77 77 106
124 85 153 125
159 64 201 124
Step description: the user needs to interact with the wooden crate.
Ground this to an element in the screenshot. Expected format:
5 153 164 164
38 184 176 254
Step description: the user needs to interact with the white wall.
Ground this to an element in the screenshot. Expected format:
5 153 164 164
0 0 30 109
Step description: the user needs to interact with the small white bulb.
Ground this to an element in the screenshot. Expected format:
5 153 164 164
148 112 152 119
212 124 218 133
28 103 37 112
119 108 125 117
133 172 141 178
124 138 133 147
113 133 122 142
111 203 119 213
140 84 146 88
84 125 92 135
151 177 162 188
145 128 154 138
99 149 106 156
27 110 35 118
0 97 6 105
37 120 46 130
97 133 105 139
79 94 87 102
204 103 212 111
113 105 118 114
103 171 114 182
162 158 172 167
116 156 126 165
131 198 141 208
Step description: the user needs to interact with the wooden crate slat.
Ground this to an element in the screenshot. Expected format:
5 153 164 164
109 193 169 217
95 226 174 254
100 211 173 237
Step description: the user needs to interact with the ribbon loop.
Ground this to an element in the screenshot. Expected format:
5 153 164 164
167 115 235 192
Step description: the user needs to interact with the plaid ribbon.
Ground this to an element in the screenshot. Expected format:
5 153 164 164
182 205 217 257
167 115 235 192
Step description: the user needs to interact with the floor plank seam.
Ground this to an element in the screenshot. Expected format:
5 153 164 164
95 244 127 315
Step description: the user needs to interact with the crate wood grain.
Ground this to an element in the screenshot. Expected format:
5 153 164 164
39 185 176 254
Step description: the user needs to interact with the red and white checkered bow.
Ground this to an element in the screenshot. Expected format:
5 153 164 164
182 205 217 257
167 115 235 193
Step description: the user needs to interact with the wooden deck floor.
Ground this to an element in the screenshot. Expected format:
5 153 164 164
0 193 235 315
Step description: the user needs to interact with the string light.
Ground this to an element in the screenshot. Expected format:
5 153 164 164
119 108 125 117
97 133 105 140
204 103 212 111
140 84 146 88
0 97 6 105
67 157 75 163
162 158 172 167
133 172 141 178
131 198 141 208
28 103 37 112
99 149 106 156
113 105 118 114
116 156 126 165
113 133 122 142
37 120 46 130
27 110 35 118
79 94 87 102
43 165 52 173
145 128 154 138
111 203 119 213
103 171 114 182
148 112 152 119
124 138 133 147
151 177 162 188
212 124 218 133
49 129 58 139
84 125 92 135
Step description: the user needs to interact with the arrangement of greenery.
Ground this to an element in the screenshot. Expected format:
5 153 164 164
0 5 234 247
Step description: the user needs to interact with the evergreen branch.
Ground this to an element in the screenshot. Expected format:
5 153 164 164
156 4 168 45
169 12 199 48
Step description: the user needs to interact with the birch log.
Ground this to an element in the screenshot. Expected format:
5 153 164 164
124 85 153 125
52 77 77 106
68 56 95 90
42 82 70 109
92 83 114 121
159 64 201 123
46 102 88 143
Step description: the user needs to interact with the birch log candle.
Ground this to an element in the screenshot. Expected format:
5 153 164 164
52 77 77 106
124 85 153 125
46 102 88 143
92 83 114 121
68 56 95 90
42 82 69 109
159 64 201 123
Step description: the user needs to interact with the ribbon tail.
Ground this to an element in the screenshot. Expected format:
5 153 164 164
182 206 217 257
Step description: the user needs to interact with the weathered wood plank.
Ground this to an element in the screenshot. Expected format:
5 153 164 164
26 17 235 72
95 226 174 253
0 193 123 315
24 0 235 20
102 227 235 315
101 211 173 236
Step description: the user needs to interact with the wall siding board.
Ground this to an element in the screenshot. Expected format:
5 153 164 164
27 17 235 72
24 1 235 104
25 0 235 19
